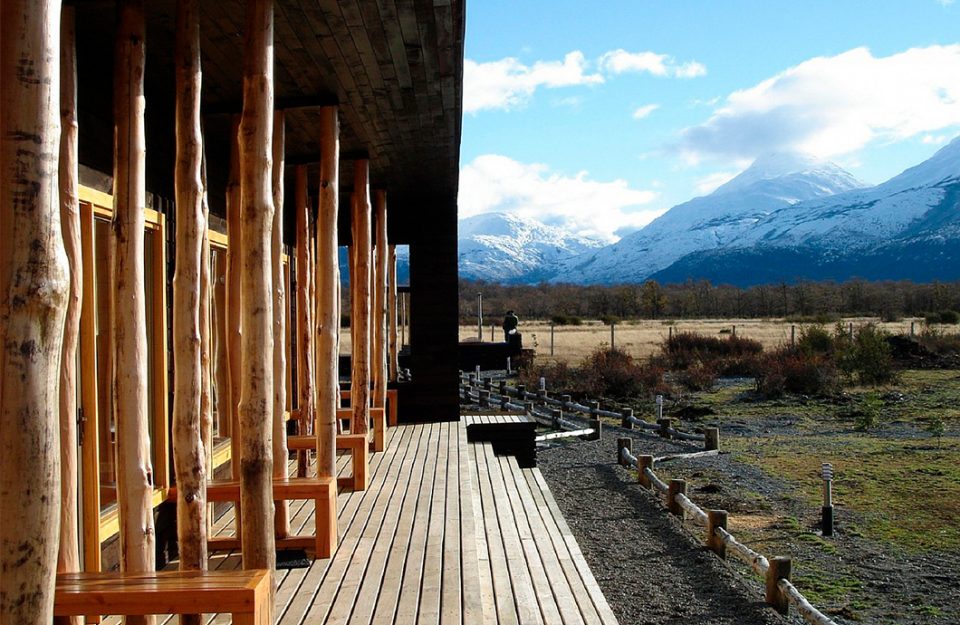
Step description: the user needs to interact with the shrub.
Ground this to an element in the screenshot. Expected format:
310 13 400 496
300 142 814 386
916 327 960 355
659 331 763 373
853 393 883 431
550 313 582 326
676 362 717 391
599 314 620 326
836 323 897 385
939 310 959 325
755 348 840 397
796 324 833 356
518 347 671 399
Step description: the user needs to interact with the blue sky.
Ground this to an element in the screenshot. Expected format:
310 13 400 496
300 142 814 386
458 0 960 241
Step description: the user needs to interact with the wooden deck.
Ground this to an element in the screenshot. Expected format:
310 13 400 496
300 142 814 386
104 420 617 625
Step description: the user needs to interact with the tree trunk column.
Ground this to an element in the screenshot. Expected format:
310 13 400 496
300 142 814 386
350 160 372 436
172 0 207 598
0 2 70 624
238 0 277 578
316 106 340 478
225 115 242 475
272 110 289 536
58 10 83 625
295 164 315 476
112 5 157 622
372 191 388 409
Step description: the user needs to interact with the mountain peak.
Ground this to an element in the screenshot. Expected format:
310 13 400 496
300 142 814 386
713 151 865 197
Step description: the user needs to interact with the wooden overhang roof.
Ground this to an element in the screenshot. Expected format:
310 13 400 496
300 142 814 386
74 0 465 242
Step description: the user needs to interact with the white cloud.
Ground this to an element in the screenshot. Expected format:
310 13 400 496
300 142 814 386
458 154 662 241
632 104 660 119
599 49 707 78
675 46 960 162
936 0 954 6
695 171 740 195
463 51 603 114
922 133 950 145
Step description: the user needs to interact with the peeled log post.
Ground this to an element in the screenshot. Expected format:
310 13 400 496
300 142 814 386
294 164 315 476
350 160 372 436
315 106 340 479
271 110 289 537
57 9 82 625
200 149 213 530
226 115 242 483
372 191 388 409
112 4 157 621
238 0 277 577
0 2 70 623
388 244 398 382
172 0 208 601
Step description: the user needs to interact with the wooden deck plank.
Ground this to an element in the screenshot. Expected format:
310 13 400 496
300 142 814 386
505 456 602 625
415 422 450 625
279 425 414 625
480 444 547 625
465 434 497 625
392 423 442 623
493 453 566 625
455 422 484 624
316 423 416 623
369 424 439 625
472 442 521 625
347 423 432 625
526 469 620 625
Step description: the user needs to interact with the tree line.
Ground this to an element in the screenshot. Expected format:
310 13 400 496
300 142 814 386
460 278 960 322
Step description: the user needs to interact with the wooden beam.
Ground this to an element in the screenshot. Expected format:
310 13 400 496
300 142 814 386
79 200 103 582
111 4 156 622
0 2 70 623
294 164 315 476
388 244 399 382
58 9 83 625
316 106 340 479
271 109 289 537
350 160 372 436
172 0 207 605
372 191 388 412
238 0 277 576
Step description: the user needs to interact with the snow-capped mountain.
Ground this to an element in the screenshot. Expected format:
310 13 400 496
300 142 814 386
651 136 960 285
548 152 867 284
458 212 605 283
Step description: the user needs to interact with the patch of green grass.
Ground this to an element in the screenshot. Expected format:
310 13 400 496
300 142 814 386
728 434 960 551
792 562 862 603
917 605 942 617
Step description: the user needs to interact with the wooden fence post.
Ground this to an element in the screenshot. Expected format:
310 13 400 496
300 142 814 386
668 479 687 518
616 438 632 465
638 456 653 488
704 427 720 451
621 408 634 429
765 556 792 615
707 510 727 559
561 394 571 408
517 384 526 399
658 417 672 439
588 414 602 441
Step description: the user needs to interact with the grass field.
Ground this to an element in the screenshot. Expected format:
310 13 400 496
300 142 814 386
459 317 946 364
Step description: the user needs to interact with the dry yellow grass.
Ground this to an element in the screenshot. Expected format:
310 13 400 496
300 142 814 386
459 317 939 365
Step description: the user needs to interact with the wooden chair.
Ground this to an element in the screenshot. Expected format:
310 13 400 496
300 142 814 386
169 476 337 558
55 569 271 625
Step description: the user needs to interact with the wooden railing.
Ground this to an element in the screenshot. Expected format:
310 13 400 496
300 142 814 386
617 442 840 625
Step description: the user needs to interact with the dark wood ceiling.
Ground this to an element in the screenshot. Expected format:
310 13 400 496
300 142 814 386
74 0 464 241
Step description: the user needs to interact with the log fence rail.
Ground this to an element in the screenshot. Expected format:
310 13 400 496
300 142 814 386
617 443 840 625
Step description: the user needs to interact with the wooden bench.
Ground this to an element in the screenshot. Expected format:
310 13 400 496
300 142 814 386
342 387 398 427
55 569 271 625
289 406 386 453
169 477 337 558
287 432 368 491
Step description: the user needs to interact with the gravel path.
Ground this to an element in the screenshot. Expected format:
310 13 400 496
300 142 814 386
536 427 793 625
